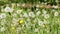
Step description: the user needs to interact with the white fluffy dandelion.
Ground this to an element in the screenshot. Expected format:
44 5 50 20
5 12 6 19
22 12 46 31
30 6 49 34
0 13 6 19
38 20 43 26
16 10 22 14
54 12 59 16
28 11 35 18
4 6 14 12
44 14 50 19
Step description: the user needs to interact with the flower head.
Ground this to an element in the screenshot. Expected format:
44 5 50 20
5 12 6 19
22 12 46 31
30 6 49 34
16 9 23 14
29 11 35 18
0 13 6 19
4 6 14 12
19 20 24 24
44 14 50 19
54 12 59 16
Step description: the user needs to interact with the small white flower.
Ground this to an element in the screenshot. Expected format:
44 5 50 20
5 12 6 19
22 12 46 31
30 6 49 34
36 11 41 16
54 12 59 16
42 9 47 14
4 6 13 12
29 12 35 18
16 10 22 14
44 14 50 19
0 27 5 32
38 20 43 26
0 13 6 19
23 13 28 17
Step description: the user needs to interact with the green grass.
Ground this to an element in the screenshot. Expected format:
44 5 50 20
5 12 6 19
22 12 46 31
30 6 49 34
0 8 60 34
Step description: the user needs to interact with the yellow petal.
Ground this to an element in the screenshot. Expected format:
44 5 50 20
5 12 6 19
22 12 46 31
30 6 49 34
19 20 24 24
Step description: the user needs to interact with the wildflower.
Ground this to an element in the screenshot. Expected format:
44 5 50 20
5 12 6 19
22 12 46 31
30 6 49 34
42 9 47 14
54 12 59 16
44 14 50 19
4 6 14 12
19 20 24 24
29 12 35 18
16 9 23 14
38 20 43 26
0 13 6 19
0 27 5 32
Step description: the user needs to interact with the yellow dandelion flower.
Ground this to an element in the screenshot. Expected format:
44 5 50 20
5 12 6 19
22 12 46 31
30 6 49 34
19 20 24 24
